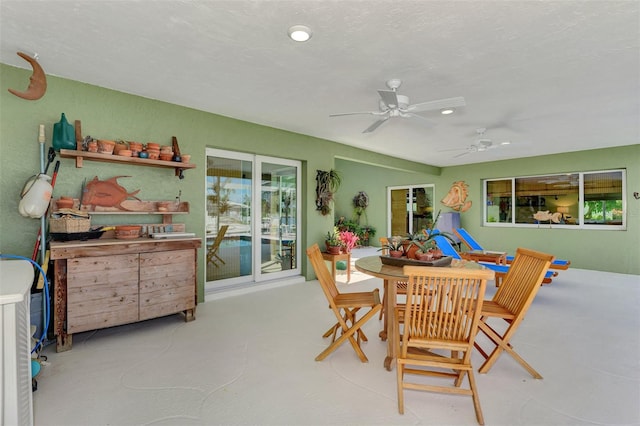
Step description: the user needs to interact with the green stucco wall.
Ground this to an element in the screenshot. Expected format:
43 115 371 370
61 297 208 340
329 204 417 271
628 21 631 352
333 146 640 274
2 64 638 293
0 64 444 299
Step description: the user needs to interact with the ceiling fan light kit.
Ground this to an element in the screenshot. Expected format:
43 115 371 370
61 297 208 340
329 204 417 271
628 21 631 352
288 25 312 42
329 79 465 133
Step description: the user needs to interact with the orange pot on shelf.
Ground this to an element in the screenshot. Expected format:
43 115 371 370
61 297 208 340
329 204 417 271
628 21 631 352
55 196 74 209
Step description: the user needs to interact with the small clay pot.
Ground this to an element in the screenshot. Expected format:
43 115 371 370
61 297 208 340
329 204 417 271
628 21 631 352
113 142 129 154
146 142 160 151
159 153 173 161
156 201 172 212
97 139 116 154
87 141 98 152
117 149 132 157
56 197 74 209
181 154 191 163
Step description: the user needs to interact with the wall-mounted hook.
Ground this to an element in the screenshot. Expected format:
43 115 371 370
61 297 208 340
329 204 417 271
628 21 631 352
633 192 639 200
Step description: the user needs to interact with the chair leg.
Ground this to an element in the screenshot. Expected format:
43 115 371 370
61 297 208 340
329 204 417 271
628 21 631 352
379 288 387 320
467 369 485 425
397 360 405 414
477 321 542 379
315 305 381 363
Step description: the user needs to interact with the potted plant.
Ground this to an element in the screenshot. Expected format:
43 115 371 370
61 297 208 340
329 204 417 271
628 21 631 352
403 232 426 259
325 230 341 254
338 229 359 254
410 229 457 260
378 237 404 258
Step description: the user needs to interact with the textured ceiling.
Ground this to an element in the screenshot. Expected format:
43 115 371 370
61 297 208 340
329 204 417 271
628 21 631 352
1 1 638 167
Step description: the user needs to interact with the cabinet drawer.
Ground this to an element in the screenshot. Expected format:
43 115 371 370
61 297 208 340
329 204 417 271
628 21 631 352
139 249 196 320
67 254 139 333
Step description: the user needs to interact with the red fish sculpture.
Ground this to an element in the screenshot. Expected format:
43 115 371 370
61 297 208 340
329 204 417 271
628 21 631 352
82 176 141 211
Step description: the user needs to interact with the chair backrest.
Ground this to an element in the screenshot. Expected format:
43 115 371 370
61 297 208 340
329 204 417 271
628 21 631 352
306 243 339 303
454 228 484 251
401 266 493 350
211 225 229 250
379 237 389 255
433 235 462 260
493 247 554 315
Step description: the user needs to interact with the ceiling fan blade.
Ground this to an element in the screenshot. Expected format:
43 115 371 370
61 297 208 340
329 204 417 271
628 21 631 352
329 111 384 117
404 112 435 126
362 116 390 133
407 96 466 113
378 90 399 108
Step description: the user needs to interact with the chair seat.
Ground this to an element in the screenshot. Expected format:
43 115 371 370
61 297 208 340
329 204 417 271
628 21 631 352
479 300 515 319
335 291 380 308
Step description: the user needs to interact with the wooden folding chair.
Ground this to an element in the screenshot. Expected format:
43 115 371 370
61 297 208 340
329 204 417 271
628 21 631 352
475 247 554 378
306 243 382 363
206 225 228 266
396 266 494 425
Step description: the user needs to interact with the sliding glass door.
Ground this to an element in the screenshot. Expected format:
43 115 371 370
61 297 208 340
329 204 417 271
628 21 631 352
387 185 435 236
205 149 300 291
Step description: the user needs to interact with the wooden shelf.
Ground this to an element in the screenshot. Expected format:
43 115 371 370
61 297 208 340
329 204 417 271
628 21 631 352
59 149 195 172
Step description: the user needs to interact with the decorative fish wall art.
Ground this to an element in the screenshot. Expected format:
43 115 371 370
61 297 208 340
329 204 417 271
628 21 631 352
81 176 141 211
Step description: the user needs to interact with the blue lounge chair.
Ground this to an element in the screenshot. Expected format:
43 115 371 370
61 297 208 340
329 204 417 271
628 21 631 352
454 227 571 270
432 235 557 286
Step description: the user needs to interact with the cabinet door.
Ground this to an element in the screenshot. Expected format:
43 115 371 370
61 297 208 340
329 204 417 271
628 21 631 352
139 249 196 321
67 254 139 334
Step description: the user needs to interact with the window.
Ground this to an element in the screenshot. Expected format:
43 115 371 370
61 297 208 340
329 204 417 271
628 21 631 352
484 169 626 229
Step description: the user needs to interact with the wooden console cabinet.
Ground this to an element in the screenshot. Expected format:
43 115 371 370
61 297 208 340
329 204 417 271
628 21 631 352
50 237 201 352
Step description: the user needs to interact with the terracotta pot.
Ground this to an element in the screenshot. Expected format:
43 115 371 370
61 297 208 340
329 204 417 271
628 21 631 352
113 142 129 154
97 139 116 154
115 225 141 239
327 245 341 255
405 244 420 260
181 154 191 163
146 142 160 151
417 252 434 261
159 153 173 161
389 250 403 258
87 141 98 152
117 149 132 157
56 197 74 209
156 201 172 212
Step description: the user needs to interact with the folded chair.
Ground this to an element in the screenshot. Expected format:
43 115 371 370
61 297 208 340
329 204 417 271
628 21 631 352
454 227 571 270
378 237 408 321
206 225 228 267
306 243 382 362
432 234 555 287
396 265 494 425
475 247 554 378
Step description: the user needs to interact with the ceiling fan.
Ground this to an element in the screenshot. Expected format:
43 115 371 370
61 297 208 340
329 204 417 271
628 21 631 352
329 79 466 133
442 128 511 158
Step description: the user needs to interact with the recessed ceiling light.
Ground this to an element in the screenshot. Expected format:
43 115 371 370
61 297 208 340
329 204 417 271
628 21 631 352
440 108 455 115
288 25 312 42
500 141 511 145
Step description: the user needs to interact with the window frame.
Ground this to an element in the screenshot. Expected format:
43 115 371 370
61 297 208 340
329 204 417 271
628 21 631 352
483 169 626 230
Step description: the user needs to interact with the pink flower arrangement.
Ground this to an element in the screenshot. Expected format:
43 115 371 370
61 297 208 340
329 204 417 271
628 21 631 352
338 230 359 253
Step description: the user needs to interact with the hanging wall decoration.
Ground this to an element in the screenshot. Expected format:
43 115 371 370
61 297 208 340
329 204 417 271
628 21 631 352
441 180 472 212
8 52 47 100
315 169 341 215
